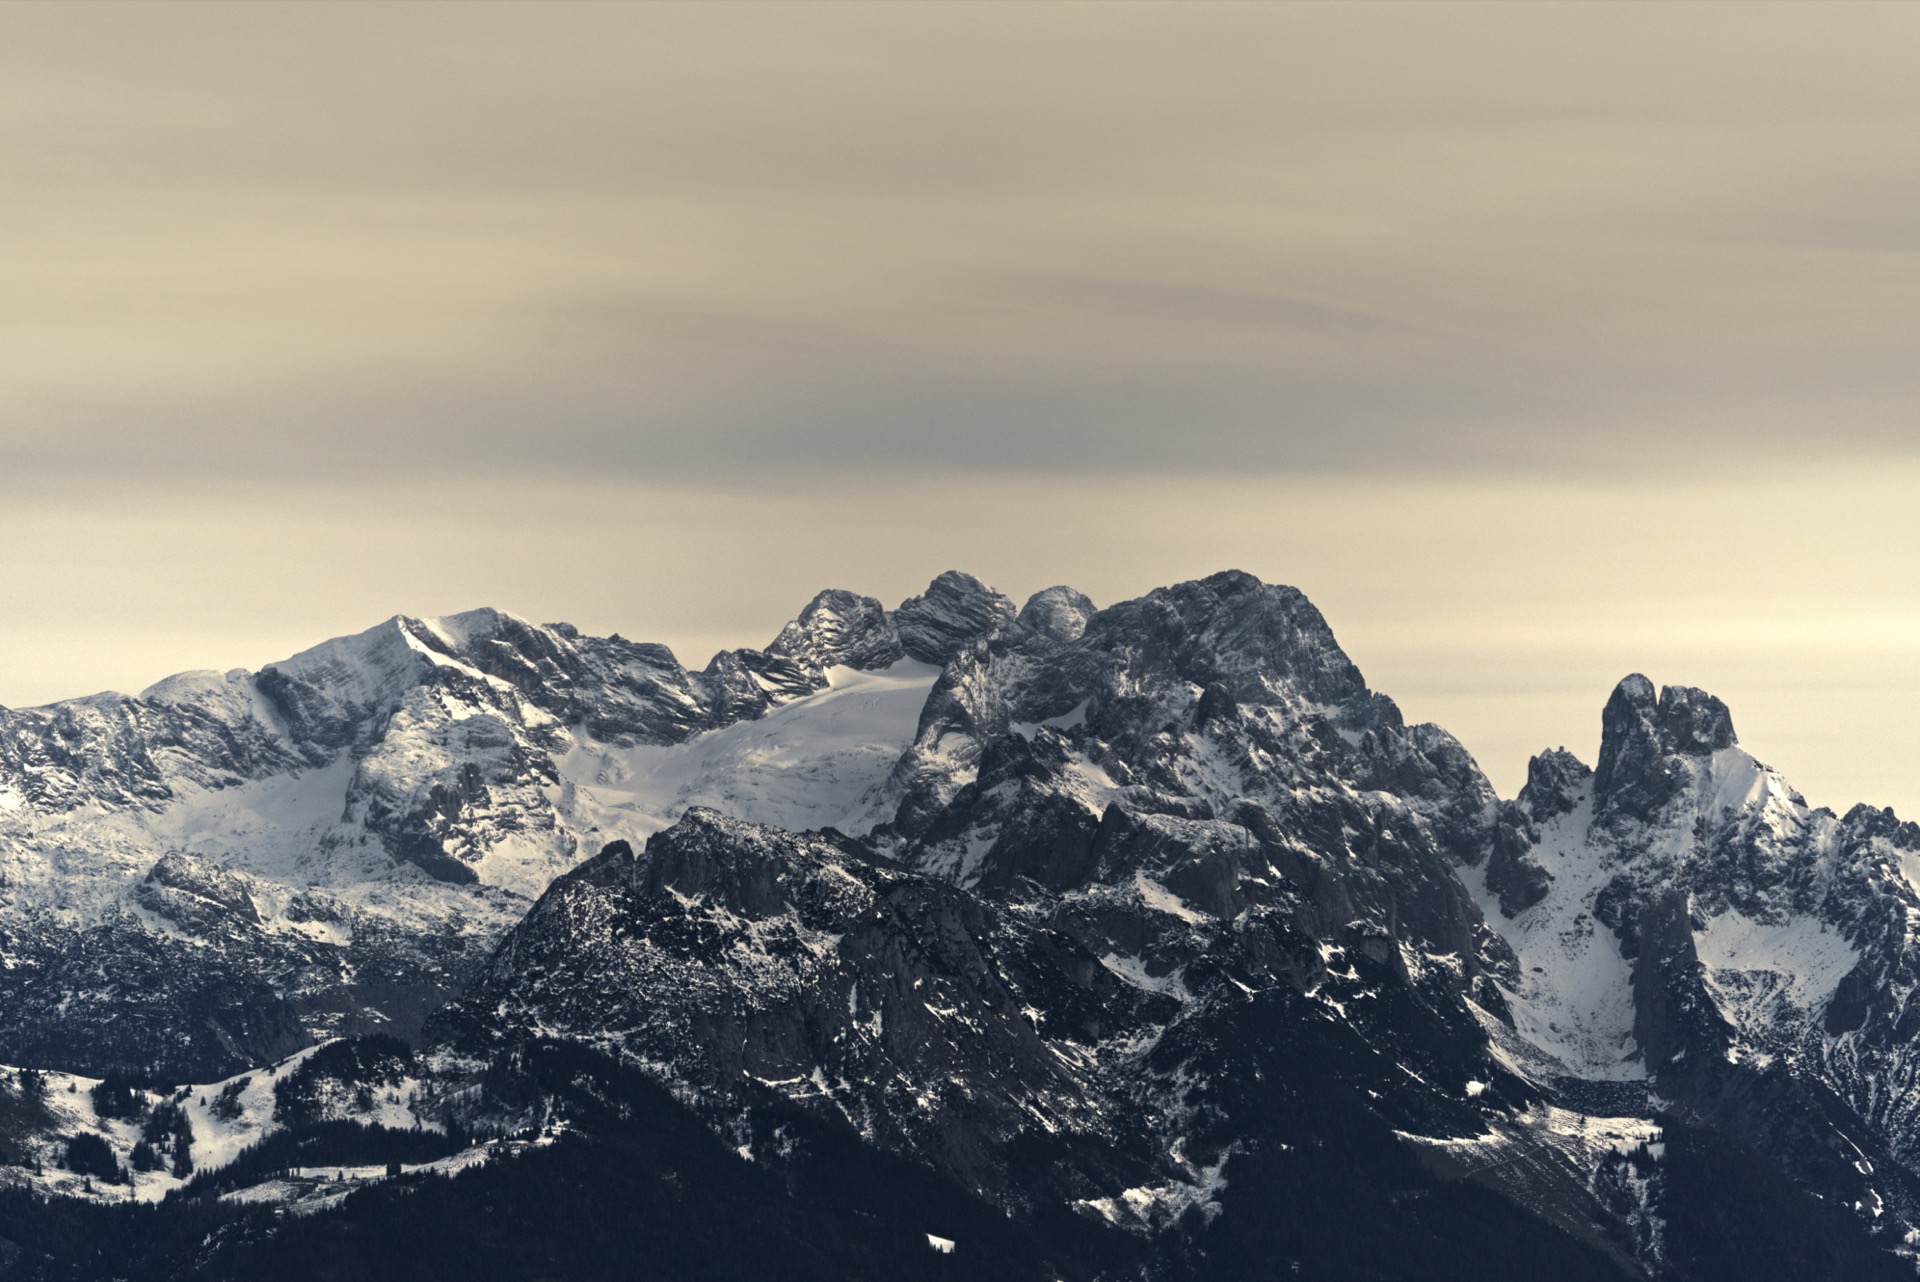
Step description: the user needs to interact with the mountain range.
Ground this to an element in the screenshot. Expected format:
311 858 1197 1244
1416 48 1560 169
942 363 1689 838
2 569 1917 1280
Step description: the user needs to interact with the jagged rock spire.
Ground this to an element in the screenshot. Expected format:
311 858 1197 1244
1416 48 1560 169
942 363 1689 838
1594 674 1737 822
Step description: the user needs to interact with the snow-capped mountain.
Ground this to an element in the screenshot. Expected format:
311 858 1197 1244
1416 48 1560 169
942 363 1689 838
1458 674 1920 1254
0 574 1000 1078
3 569 1919 1280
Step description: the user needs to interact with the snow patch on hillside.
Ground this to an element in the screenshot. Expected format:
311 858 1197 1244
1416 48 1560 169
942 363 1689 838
1695 909 1859 1034
1010 700 1088 741
1703 748 1805 839
558 660 940 840
1076 1145 1230 1230
0 1047 327 1204
1466 797 1646 1082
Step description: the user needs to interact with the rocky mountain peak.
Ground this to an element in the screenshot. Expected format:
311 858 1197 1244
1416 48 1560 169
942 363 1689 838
1083 569 1378 724
1016 584 1096 643
765 588 904 673
1593 674 1738 823
892 571 1017 664
417 605 520 648
1518 747 1593 820
634 806 811 918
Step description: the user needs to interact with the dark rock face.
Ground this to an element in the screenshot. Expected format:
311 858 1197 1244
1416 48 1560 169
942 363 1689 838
1630 890 1732 1076
1081 570 1382 722
1595 676 1738 824
888 572 1494 928
140 853 262 925
434 813 1167 1202
1521 747 1593 820
0 919 310 1078
892 571 1017 665
1485 811 1554 916
1017 585 1097 644
0 873 486 1080
767 589 905 673
1475 749 1593 918
0 679 300 811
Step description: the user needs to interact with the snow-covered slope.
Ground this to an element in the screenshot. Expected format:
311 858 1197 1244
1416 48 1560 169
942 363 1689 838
1469 679 1915 1080
0 578 1000 1078
557 660 942 843
1465 793 1646 1082
0 1035 564 1220
1451 674 1920 1270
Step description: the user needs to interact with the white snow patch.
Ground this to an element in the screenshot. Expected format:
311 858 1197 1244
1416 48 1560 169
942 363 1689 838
1098 952 1191 999
1398 1106 1659 1177
1896 849 1920 902
1075 1147 1231 1229
1465 798 1646 1081
1704 748 1804 838
1694 908 1859 1032
1134 873 1209 925
559 660 940 839
217 1132 553 1215
0 1044 373 1205
1009 700 1088 741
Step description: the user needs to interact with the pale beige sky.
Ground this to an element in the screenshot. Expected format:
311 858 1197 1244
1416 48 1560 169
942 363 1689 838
3 3 1919 814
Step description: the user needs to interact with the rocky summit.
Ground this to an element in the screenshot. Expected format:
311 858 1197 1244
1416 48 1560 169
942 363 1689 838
1 570 1917 1281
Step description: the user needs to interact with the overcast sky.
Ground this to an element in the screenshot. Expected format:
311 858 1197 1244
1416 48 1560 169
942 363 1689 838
4 2 1919 814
